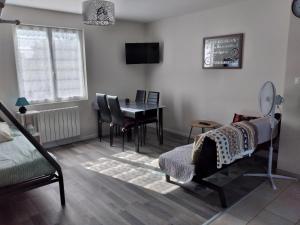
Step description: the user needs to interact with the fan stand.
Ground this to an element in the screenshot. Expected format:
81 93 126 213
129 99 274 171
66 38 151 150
244 114 297 190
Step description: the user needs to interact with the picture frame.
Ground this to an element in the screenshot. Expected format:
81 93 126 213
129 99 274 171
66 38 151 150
202 33 244 69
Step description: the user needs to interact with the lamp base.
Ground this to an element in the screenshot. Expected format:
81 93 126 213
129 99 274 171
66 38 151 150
19 106 27 114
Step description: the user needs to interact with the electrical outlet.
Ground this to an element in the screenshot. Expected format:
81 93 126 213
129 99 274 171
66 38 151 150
294 77 300 85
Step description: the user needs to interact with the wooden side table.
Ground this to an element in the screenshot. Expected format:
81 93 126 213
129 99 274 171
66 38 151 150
187 120 222 144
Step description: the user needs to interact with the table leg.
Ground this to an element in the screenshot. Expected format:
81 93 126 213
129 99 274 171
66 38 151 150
159 108 163 145
127 128 132 142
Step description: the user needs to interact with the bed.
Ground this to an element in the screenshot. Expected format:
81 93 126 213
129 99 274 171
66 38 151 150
159 114 281 208
0 102 65 206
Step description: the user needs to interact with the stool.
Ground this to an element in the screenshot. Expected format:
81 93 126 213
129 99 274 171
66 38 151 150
187 120 221 144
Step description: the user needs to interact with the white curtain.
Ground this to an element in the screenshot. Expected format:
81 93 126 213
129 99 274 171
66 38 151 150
52 28 86 100
14 25 55 102
14 25 87 104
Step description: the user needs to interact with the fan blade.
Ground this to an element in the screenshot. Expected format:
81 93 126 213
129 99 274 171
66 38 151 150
259 81 275 116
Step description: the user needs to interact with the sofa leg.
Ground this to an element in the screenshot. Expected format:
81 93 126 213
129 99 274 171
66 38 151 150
165 175 171 182
217 187 227 208
193 177 228 208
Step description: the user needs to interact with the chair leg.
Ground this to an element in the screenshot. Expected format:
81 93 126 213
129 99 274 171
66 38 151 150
97 112 102 141
110 125 114 147
187 127 193 144
139 126 143 146
143 124 146 145
115 126 118 136
156 122 159 143
98 121 102 142
122 131 125 152
127 128 132 142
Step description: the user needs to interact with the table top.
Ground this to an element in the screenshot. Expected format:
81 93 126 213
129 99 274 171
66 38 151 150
191 120 222 129
120 100 165 114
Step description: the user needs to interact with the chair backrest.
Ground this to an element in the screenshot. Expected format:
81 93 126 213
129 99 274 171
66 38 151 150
135 90 146 103
107 95 124 126
96 93 112 123
147 91 160 105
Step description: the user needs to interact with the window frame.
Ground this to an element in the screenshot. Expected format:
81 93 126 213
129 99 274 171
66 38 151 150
13 24 88 105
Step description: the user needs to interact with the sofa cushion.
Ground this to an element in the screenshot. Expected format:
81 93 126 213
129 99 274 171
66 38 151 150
233 113 259 123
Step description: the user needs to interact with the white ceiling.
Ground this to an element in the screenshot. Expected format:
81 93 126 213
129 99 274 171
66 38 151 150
6 0 244 23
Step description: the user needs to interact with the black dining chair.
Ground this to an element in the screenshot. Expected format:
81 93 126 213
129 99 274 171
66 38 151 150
96 93 112 142
107 95 139 151
147 91 160 105
141 91 160 144
135 90 146 103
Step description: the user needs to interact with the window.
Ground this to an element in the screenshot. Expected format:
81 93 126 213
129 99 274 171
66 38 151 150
14 25 87 104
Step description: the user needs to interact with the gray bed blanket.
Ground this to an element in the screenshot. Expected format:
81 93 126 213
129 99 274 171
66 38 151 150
159 144 195 183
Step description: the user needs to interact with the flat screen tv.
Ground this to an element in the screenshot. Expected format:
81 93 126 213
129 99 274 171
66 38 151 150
125 43 159 64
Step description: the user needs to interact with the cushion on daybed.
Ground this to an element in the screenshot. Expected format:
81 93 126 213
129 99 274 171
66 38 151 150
158 138 217 182
0 131 56 187
232 113 259 123
159 144 195 182
0 122 13 143
250 117 277 144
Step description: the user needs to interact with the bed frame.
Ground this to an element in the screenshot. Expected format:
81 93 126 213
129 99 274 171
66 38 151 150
0 102 65 206
166 114 281 208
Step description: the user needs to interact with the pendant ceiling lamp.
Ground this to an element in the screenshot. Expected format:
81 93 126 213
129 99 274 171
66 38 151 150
82 0 115 26
0 0 20 25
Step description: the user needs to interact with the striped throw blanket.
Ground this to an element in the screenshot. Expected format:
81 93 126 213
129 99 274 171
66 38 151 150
192 121 258 169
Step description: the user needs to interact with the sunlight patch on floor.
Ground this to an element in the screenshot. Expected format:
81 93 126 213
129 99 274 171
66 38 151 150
82 153 179 194
113 151 160 168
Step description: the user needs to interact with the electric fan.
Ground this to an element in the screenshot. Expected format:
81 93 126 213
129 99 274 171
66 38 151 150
244 81 297 190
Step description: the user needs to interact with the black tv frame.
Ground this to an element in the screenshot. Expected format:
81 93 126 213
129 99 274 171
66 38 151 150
125 42 160 64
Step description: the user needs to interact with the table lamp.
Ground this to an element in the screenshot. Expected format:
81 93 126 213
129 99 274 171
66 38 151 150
16 97 29 114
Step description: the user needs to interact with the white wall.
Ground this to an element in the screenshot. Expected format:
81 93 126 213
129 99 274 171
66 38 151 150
0 5 146 140
278 12 300 175
145 0 291 136
1 2 299 175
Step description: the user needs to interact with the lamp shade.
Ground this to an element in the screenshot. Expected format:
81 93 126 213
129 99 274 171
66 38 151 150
82 0 115 26
0 0 5 14
15 97 29 107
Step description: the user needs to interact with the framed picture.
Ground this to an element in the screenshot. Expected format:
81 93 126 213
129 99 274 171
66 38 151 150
203 33 244 69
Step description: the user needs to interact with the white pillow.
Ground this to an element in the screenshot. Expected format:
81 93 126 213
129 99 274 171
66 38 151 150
0 122 13 143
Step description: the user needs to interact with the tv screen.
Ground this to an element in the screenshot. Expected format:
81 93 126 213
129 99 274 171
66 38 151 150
125 43 159 64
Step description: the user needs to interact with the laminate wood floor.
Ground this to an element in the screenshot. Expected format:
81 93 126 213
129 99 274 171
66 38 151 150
0 129 266 225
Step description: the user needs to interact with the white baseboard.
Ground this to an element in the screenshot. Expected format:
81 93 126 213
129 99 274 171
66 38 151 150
163 127 188 137
276 169 300 179
44 133 98 149
146 124 188 137
43 126 190 149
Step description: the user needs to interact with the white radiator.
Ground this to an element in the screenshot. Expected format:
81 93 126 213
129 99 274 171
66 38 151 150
38 106 80 143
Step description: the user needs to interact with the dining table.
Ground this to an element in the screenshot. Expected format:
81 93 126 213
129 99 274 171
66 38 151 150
119 100 165 152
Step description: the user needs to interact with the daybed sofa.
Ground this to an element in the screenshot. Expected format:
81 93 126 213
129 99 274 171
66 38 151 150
159 114 281 208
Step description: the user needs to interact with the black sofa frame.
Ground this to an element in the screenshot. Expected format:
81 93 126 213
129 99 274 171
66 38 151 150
0 102 65 206
166 114 281 208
